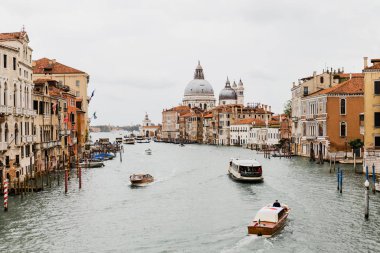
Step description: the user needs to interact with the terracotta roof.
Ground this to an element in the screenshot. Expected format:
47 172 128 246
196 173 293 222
0 32 27 41
336 73 364 78
366 63 380 70
308 76 364 96
33 58 85 74
203 113 213 118
232 118 265 126
33 78 58 84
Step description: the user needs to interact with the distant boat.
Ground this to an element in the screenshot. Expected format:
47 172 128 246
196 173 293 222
115 137 123 144
130 174 154 186
136 136 150 143
145 148 152 155
228 158 263 182
247 204 290 237
123 138 135 144
179 143 185 147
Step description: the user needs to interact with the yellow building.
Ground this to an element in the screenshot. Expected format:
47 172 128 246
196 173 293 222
32 58 89 153
363 57 380 173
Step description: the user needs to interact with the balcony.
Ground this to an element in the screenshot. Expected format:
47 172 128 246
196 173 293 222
6 106 13 114
22 135 35 143
14 107 22 116
60 129 71 136
0 105 6 114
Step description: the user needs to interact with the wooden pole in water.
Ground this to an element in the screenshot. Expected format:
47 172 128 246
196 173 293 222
79 165 82 189
334 154 336 171
3 178 8 211
64 169 68 194
340 170 343 194
353 153 356 172
337 167 340 191
120 149 122 162
329 155 332 173
365 180 369 220
372 164 376 194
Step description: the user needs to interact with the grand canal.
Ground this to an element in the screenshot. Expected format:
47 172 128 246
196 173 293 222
1 132 380 253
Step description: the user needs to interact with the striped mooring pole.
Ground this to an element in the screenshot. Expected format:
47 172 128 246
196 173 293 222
4 178 8 211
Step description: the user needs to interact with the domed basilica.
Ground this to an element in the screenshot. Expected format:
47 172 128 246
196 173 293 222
183 61 244 110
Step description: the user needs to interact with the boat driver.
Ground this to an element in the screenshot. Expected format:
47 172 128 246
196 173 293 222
273 200 281 207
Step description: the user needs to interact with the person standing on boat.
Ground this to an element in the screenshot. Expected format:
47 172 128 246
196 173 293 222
273 200 281 207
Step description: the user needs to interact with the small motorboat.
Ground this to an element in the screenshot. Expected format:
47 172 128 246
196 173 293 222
92 153 115 161
375 182 380 192
179 143 185 147
78 159 105 168
130 174 154 186
247 204 290 237
145 148 152 155
228 158 263 182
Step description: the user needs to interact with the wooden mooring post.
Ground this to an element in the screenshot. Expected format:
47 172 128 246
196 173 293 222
372 164 376 194
4 178 8 211
337 167 340 191
365 179 370 220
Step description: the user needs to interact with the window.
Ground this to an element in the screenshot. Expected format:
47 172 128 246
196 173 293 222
303 86 308 96
13 57 16 70
3 54 7 68
320 76 324 83
375 112 380 127
76 80 80 87
375 137 380 148
340 98 346 115
375 81 380 95
340 122 346 137
76 91 80 97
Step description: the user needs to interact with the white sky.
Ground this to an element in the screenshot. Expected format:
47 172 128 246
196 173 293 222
1 0 380 125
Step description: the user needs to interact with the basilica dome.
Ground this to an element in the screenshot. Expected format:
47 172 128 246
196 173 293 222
219 78 237 100
183 61 214 97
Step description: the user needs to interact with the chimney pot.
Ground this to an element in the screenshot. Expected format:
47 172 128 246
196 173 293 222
364 57 368 68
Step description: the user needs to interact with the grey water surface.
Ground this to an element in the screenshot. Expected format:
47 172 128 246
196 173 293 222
1 132 380 253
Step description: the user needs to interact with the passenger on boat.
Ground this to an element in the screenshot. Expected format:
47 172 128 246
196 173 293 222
273 200 281 207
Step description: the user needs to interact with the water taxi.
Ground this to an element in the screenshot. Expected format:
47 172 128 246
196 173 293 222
130 174 154 186
115 137 123 144
123 138 135 144
145 148 152 155
136 136 150 143
247 204 290 237
228 158 263 182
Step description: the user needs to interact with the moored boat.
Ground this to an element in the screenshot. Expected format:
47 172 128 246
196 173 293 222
375 182 380 192
78 160 105 168
92 152 115 161
228 158 263 182
123 138 135 144
247 204 290 237
136 135 150 143
130 174 154 186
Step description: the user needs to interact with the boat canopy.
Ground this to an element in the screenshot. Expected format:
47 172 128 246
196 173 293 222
253 206 283 223
232 159 260 167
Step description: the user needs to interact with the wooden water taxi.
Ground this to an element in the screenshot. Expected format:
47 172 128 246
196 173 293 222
247 204 290 237
130 174 154 186
228 158 263 182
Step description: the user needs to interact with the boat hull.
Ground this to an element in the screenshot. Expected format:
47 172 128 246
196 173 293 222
248 213 288 236
228 166 263 182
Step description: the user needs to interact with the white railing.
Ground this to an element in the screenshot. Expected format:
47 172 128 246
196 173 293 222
6 106 13 114
0 105 6 113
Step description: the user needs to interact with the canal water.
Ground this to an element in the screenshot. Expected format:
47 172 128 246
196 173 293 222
1 132 380 253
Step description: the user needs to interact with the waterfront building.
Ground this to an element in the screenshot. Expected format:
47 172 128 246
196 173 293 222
140 112 160 138
298 75 364 160
0 31 36 190
181 109 203 143
32 58 90 153
32 79 65 172
161 105 190 142
183 61 216 110
291 69 343 155
202 112 213 144
363 57 380 172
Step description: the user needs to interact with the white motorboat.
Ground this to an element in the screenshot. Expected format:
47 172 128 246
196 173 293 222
228 158 263 182
136 136 150 143
375 182 380 192
145 148 152 155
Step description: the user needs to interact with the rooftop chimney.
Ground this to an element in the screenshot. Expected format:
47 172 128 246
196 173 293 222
364 57 368 69
349 73 352 80
313 71 317 77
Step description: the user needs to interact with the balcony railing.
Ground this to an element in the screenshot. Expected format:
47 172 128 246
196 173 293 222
14 107 22 115
6 106 13 114
0 105 6 114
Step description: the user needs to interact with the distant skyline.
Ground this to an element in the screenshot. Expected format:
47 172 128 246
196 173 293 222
2 0 380 125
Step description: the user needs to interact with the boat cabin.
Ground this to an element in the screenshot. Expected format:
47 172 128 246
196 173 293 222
230 159 262 177
253 206 286 223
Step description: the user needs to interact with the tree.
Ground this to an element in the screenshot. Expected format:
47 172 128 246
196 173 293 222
349 139 364 150
283 100 292 117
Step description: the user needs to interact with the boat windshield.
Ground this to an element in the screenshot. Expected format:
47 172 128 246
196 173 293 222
239 166 262 177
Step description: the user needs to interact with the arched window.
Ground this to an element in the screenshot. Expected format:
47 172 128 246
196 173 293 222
340 122 346 137
303 122 307 136
188 104 191 108
4 82 7 106
13 84 17 107
4 123 8 142
204 104 207 110
320 76 324 83
340 98 346 115
14 123 19 145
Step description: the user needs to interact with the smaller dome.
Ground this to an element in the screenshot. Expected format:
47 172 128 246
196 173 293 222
219 78 237 100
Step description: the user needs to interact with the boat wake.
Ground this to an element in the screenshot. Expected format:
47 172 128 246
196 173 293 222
152 168 177 184
220 236 265 253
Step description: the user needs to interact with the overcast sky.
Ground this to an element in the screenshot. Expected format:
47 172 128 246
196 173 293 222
1 0 380 125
